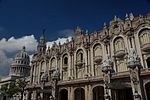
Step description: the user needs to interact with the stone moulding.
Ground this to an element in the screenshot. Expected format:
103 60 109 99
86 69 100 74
94 55 103 64
114 49 126 58
141 43 150 52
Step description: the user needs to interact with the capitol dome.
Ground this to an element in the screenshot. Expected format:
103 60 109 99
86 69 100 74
10 46 30 77
15 46 30 64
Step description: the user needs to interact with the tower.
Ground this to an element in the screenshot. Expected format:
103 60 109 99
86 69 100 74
37 29 46 53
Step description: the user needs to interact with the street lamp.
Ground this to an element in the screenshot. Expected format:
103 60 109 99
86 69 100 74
102 55 114 100
127 48 144 100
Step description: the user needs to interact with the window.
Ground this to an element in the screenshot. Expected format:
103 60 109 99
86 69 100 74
80 53 83 61
64 57 68 65
139 29 150 46
147 57 150 68
114 37 125 52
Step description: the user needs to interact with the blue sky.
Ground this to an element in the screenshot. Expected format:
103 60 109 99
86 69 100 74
0 0 150 76
0 0 150 40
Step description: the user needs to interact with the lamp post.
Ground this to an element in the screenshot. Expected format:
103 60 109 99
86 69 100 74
102 55 114 100
51 68 60 100
127 48 145 100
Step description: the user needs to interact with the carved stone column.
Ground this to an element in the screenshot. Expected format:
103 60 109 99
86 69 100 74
51 69 60 100
127 48 146 100
102 55 114 100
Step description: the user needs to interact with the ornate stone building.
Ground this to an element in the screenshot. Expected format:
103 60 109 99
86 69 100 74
0 46 30 99
10 46 30 77
27 13 150 100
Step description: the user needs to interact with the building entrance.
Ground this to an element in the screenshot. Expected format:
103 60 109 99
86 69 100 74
59 89 68 100
93 86 104 100
74 88 85 100
112 88 133 100
145 82 150 100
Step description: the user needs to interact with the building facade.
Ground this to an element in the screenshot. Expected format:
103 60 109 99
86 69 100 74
27 14 150 100
0 46 30 100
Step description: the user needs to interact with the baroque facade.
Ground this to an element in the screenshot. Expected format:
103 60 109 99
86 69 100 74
27 13 150 100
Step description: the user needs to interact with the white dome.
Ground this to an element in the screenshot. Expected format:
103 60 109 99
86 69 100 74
15 46 30 60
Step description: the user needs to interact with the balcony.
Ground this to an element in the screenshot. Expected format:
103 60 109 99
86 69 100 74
141 43 150 52
49 67 55 72
75 60 84 68
94 56 102 64
114 50 126 58
62 64 68 71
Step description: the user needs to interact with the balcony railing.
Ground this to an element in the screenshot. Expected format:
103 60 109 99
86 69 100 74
93 56 102 64
114 50 126 58
141 43 150 52
62 64 68 71
75 60 84 68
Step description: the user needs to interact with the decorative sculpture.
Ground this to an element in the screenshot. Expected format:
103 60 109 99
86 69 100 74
127 48 141 69
102 55 113 73
52 68 60 81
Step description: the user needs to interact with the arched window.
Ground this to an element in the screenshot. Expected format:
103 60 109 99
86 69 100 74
147 57 150 68
64 57 68 65
77 50 84 62
93 44 102 57
76 49 85 79
139 29 150 46
41 61 46 72
62 54 68 81
93 44 103 76
114 37 125 52
51 58 56 69
114 37 127 72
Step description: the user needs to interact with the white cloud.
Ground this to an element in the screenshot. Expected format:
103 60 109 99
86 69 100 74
0 51 12 68
47 36 72 48
0 35 38 52
0 34 71 76
0 35 38 76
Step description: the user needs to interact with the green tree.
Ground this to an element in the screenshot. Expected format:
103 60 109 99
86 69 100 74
0 83 19 100
16 78 28 100
7 83 20 98
0 85 8 100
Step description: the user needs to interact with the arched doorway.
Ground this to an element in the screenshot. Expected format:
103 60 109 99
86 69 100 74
146 57 150 68
74 88 85 100
93 86 104 100
145 82 150 100
59 89 68 100
112 88 133 100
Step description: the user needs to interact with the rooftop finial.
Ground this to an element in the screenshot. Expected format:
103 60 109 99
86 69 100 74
104 22 106 27
114 15 117 21
125 13 128 18
22 46 26 51
129 13 134 21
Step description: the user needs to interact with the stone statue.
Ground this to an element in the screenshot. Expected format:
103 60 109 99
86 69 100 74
41 71 48 82
52 68 60 81
127 48 141 68
102 55 113 73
